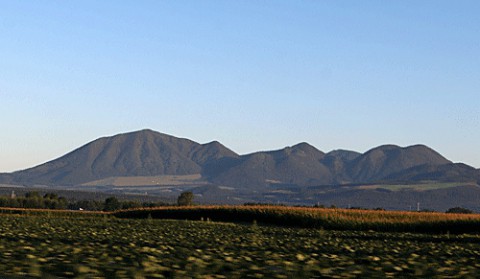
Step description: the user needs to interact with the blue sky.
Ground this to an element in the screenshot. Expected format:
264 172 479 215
1 1 479 172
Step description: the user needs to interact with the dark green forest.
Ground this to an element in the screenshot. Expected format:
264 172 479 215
0 191 168 211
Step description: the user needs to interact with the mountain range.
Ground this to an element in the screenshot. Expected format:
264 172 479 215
1 129 479 210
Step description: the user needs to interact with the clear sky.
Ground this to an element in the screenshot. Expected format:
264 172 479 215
1 1 479 172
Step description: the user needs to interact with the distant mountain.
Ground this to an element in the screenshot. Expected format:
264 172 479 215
324 150 361 162
321 150 361 184
0 129 478 192
3 129 238 186
208 143 333 188
385 163 480 183
346 144 451 183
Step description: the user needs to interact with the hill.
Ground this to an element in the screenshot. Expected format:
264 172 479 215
346 144 451 183
208 143 333 188
208 144 458 188
0 129 479 210
3 129 238 186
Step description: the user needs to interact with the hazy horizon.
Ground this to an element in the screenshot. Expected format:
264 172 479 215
1 1 479 172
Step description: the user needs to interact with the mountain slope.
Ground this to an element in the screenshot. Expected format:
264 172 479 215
7 129 238 186
347 145 451 183
386 163 480 183
208 143 334 188
0 130 477 190
321 150 361 184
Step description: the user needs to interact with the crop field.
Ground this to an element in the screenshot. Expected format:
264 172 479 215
115 205 480 234
0 213 480 278
357 182 475 192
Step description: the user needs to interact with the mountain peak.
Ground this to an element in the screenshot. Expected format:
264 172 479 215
349 144 451 182
114 128 160 137
6 130 235 186
0 131 474 190
365 144 401 153
291 142 321 152
264 142 324 159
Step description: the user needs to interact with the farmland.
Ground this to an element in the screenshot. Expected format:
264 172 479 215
1 207 480 278
115 205 480 234
356 182 476 192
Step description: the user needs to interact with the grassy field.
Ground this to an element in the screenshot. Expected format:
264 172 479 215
2 206 480 278
1 213 480 278
357 182 475 191
81 174 206 187
2 205 480 233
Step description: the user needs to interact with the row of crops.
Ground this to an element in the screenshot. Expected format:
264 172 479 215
3 205 480 234
1 214 480 278
3 205 480 233
114 205 480 234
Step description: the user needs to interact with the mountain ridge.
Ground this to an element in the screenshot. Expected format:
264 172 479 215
0 129 478 189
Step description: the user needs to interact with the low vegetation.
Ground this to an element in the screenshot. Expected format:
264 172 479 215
2 191 479 234
357 182 474 191
1 214 480 278
0 202 479 277
446 207 474 214
115 205 480 234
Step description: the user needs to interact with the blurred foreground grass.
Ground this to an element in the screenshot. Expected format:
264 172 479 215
1 214 480 278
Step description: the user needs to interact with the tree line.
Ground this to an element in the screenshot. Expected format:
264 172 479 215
1 191 472 214
0 191 195 211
